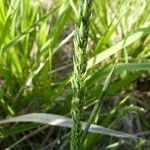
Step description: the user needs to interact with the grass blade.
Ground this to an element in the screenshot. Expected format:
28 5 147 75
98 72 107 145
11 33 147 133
0 113 136 139
87 21 150 70
81 60 117 141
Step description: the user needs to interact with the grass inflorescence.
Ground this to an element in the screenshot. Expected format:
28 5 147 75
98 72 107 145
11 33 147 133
71 0 92 149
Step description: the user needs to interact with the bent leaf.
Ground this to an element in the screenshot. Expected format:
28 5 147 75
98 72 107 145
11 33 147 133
87 21 150 70
0 113 136 139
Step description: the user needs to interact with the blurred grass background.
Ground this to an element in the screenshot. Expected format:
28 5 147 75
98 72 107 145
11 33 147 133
0 0 150 149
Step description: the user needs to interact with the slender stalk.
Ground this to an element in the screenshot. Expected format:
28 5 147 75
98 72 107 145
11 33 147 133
71 0 92 150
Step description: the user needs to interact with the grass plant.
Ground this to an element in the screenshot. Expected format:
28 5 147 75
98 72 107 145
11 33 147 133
0 0 150 149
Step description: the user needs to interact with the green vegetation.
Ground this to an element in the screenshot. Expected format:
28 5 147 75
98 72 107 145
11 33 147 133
71 0 92 149
0 0 150 149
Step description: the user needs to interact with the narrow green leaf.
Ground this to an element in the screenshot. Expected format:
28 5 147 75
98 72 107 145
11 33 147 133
87 22 150 70
1 5 59 53
0 123 38 139
81 60 117 141
0 113 136 139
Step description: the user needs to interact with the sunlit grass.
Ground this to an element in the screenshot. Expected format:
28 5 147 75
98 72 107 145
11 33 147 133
0 0 150 149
